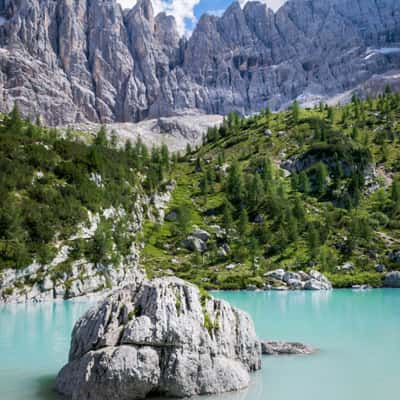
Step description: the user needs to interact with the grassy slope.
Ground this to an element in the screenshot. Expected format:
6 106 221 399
143 93 400 289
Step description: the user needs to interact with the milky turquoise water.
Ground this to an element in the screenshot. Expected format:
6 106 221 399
0 289 399 400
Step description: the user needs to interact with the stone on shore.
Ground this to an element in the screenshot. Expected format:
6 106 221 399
384 271 400 288
261 341 317 356
264 269 332 291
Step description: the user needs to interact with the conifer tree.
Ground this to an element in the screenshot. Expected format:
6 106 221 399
226 161 243 205
222 199 234 228
315 162 329 194
298 172 311 194
200 175 209 195
291 100 300 124
94 126 108 147
7 102 23 134
238 208 249 237
308 225 320 260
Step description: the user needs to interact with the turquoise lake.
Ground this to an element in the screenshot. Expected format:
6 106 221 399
0 289 399 400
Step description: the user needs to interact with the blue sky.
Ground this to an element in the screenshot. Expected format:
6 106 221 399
194 0 285 18
118 1 286 35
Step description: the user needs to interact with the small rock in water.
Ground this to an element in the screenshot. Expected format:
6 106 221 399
261 341 317 356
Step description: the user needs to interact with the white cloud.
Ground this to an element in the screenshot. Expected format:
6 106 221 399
207 9 225 17
117 0 137 9
117 0 201 36
117 1 287 36
239 0 286 11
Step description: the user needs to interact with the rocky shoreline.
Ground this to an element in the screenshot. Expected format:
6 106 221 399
261 269 332 291
2 268 399 305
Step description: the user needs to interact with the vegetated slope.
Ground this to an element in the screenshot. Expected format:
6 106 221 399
143 89 400 289
0 107 175 301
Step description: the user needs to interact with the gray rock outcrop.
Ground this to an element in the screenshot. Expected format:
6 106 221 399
383 271 400 288
261 341 317 356
1 0 400 125
56 277 261 400
264 269 332 290
182 236 208 253
182 227 211 253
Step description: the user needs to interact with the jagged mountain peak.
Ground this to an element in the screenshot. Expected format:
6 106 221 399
131 0 155 23
0 0 399 125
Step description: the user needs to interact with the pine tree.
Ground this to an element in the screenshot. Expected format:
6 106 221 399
94 126 108 147
161 144 169 167
7 102 23 134
91 222 113 265
177 205 192 236
315 162 329 194
195 157 203 172
308 225 320 260
260 157 273 183
206 167 215 193
247 173 264 211
391 178 400 215
200 175 209 195
264 107 271 123
298 172 311 194
291 100 300 124
226 162 243 205
125 139 133 154
285 209 299 242
139 140 149 166
238 208 249 237
217 151 225 166
291 173 299 191
327 107 335 123
293 197 306 227
222 199 234 228
110 130 118 148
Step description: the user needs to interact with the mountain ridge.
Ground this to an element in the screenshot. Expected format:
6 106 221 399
0 0 399 125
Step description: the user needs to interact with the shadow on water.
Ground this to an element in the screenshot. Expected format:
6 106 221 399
35 375 61 400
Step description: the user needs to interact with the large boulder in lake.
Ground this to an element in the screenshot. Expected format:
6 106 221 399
384 271 400 288
56 277 261 400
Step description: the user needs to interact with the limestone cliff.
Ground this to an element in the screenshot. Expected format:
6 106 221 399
0 0 399 125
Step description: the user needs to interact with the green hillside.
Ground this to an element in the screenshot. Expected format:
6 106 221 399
1 91 400 294
143 90 400 289
0 106 171 281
